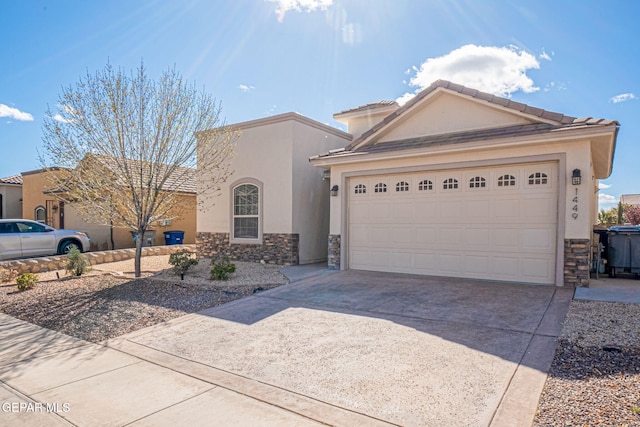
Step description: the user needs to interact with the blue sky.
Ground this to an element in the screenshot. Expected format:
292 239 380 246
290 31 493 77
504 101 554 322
1 0 638 209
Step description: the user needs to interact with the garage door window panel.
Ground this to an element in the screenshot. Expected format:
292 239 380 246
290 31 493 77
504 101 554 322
469 176 487 189
418 180 433 191
374 183 387 193
442 178 459 190
395 181 410 192
354 184 367 194
498 174 517 188
528 172 549 186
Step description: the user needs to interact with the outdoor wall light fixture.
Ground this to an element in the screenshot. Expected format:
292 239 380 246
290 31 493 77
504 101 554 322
52 205 58 213
330 185 339 197
572 169 582 185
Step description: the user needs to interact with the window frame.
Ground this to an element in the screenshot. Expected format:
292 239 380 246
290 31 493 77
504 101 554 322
374 183 387 193
230 178 263 245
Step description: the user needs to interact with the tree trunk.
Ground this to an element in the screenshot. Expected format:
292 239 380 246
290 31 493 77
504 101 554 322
134 231 143 278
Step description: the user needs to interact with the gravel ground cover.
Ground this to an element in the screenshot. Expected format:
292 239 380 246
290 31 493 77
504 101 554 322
0 256 288 342
534 300 640 426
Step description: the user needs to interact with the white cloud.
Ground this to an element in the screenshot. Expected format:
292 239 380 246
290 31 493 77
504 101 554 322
539 49 552 61
0 104 34 121
544 81 567 92
52 113 72 123
599 182 612 189
396 44 541 105
238 84 255 93
266 0 333 22
609 93 637 103
598 193 617 204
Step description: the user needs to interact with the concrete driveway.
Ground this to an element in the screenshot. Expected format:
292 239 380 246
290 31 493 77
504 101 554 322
105 270 572 427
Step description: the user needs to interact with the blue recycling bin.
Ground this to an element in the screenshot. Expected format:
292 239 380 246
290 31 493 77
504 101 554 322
164 230 185 245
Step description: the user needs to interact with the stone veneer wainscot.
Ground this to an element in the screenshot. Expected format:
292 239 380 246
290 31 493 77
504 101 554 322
564 238 590 287
328 234 341 270
197 232 299 265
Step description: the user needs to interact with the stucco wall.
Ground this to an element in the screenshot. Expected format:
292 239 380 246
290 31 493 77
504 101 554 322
197 120 294 235
0 184 22 219
378 93 534 143
291 120 350 263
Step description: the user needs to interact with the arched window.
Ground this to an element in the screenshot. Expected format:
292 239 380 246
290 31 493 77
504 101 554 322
443 178 458 190
232 183 260 241
469 177 486 188
498 175 516 187
528 172 548 185
418 180 433 191
374 183 387 193
354 184 367 194
395 181 409 192
34 206 46 223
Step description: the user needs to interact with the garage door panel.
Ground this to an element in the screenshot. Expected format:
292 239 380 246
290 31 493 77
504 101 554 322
464 228 490 247
414 201 436 218
522 229 554 251
463 255 492 274
494 199 520 217
466 200 491 218
348 163 558 285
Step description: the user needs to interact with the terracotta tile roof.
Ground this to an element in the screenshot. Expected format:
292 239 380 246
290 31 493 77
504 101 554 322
0 174 22 185
312 116 619 161
93 155 197 194
346 80 584 150
334 101 399 117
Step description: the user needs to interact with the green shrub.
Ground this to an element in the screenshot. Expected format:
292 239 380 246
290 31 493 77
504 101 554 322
16 273 39 291
66 246 89 276
169 250 199 279
210 257 236 281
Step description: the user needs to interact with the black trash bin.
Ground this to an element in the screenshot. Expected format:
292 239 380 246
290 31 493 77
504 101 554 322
607 226 640 278
164 230 185 245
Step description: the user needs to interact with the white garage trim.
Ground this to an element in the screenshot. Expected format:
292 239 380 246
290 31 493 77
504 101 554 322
341 156 566 285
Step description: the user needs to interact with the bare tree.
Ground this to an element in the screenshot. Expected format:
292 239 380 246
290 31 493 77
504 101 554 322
40 62 235 277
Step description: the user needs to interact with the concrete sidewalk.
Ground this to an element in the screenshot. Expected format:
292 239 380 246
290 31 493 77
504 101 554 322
0 313 327 426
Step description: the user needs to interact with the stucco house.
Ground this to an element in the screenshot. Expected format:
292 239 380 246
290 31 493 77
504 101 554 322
311 80 618 287
0 174 22 219
196 112 351 265
22 161 197 251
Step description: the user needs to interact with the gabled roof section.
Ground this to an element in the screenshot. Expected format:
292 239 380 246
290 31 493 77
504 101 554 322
334 101 399 118
347 80 579 151
0 174 22 185
201 112 351 141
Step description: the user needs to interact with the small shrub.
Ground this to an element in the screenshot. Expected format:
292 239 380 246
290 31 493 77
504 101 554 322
66 246 89 276
16 273 39 291
169 250 199 279
210 257 236 281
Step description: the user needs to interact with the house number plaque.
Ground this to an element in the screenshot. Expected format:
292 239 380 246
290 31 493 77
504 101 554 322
571 188 579 219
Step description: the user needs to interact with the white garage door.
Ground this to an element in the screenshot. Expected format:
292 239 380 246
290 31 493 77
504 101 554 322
348 163 558 284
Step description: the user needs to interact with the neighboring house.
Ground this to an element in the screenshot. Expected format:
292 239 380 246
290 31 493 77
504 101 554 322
0 174 23 219
197 112 352 265
22 161 197 250
311 80 619 287
620 194 640 206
